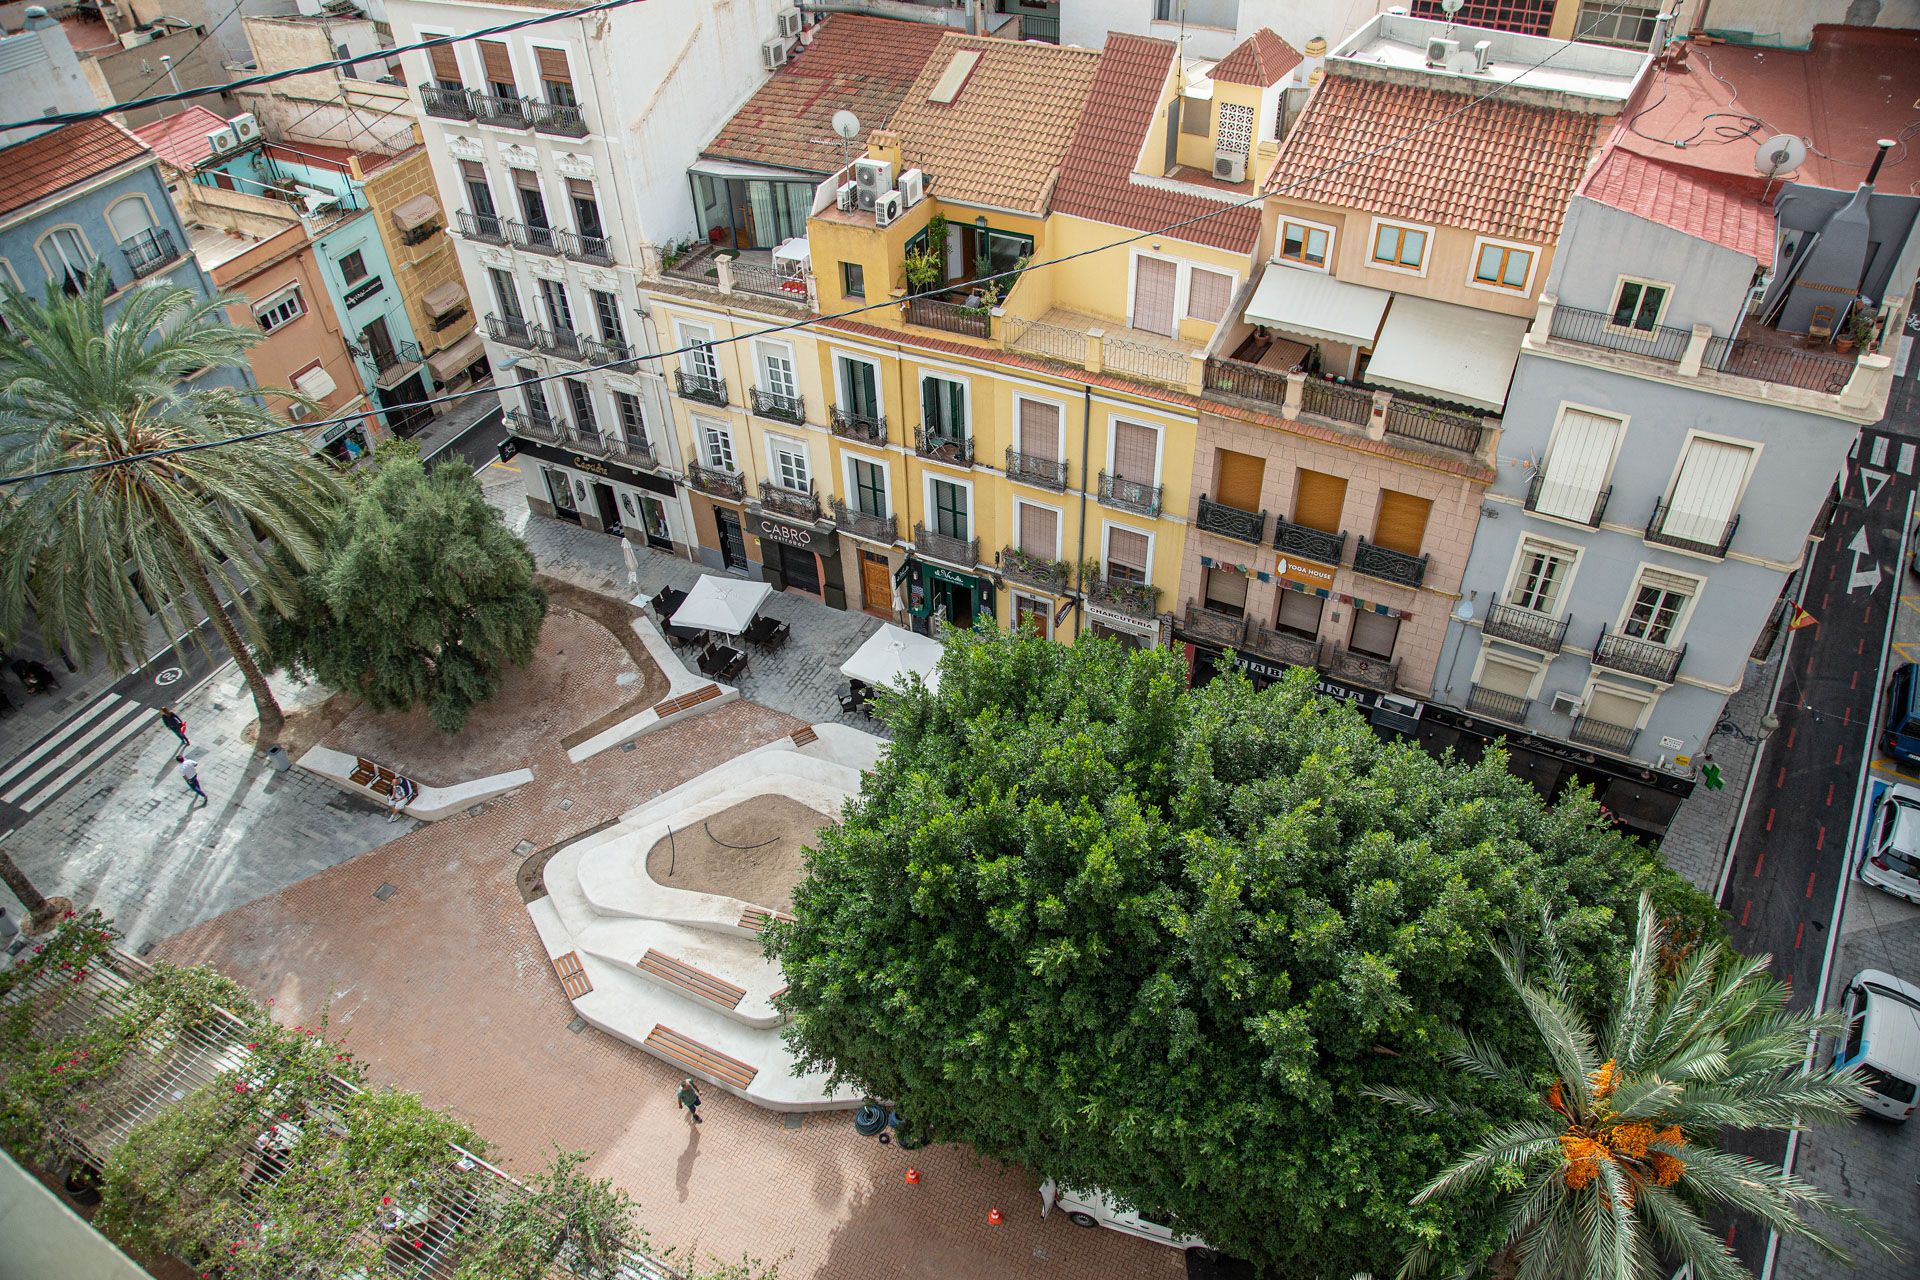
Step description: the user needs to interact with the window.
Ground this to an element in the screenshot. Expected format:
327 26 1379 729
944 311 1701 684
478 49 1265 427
702 423 735 471
1186 267 1233 323
1277 220 1330 269
1180 99 1210 136
841 261 865 299
980 228 1034 279
678 323 718 381
922 375 967 440
1371 221 1427 271
1156 0 1238 24
1583 684 1649 733
1106 527 1150 583
106 196 156 243
1292 469 1346 533
851 458 887 517
1275 588 1323 638
361 316 397 369
488 267 520 319
338 249 368 285
759 342 797 399
1213 449 1264 512
1111 421 1158 485
1014 593 1052 637
591 289 623 344
565 379 597 435
771 437 810 491
1203 567 1247 617
1535 408 1623 523
1621 570 1696 647
427 36 462 90
838 356 880 419
1611 279 1669 332
1662 436 1754 547
567 180 602 239
1016 397 1060 459
932 478 969 540
1371 490 1432 556
538 277 573 332
1472 240 1533 291
518 370 551 426
1349 610 1399 660
614 391 646 444
1577 1 1663 47
461 162 495 218
477 39 515 96
536 46 574 101
38 227 92 291
1476 652 1538 700
1016 502 1059 559
1510 539 1575 615
253 286 304 333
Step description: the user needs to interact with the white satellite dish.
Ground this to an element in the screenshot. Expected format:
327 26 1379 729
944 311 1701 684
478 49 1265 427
831 109 861 141
1441 0 1465 12
1753 133 1807 178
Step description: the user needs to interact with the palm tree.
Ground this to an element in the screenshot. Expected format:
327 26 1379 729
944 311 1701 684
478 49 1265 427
0 272 342 741
1372 894 1894 1280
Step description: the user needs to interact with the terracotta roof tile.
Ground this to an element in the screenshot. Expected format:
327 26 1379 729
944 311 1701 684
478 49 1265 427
1264 74 1600 243
132 106 234 172
1210 27 1301 87
889 33 1101 213
701 15 949 176
1051 35 1259 253
1580 146 1775 268
0 118 151 219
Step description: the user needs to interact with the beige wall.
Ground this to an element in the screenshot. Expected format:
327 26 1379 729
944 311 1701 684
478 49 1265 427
356 144 476 363
211 223 365 428
78 27 234 127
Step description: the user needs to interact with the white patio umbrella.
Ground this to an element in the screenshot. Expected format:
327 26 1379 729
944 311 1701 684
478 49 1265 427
670 574 773 635
841 623 943 693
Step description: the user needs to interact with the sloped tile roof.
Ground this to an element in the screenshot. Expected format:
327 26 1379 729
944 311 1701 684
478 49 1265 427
889 33 1101 214
1581 146 1775 268
132 106 232 172
1210 27 1301 87
702 15 949 176
1264 74 1601 243
1051 34 1259 253
0 117 151 219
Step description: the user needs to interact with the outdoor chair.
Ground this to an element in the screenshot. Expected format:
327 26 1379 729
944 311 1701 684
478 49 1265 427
744 616 790 651
665 621 705 646
652 586 687 617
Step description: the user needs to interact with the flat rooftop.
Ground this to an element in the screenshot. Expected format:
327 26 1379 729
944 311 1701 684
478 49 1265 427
1331 13 1649 111
185 220 266 270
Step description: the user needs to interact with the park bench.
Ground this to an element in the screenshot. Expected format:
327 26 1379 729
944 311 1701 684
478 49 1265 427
637 949 746 1010
549 951 592 1000
737 906 795 934
645 1024 757 1089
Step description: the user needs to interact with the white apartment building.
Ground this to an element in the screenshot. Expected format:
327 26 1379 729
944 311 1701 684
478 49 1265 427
386 0 792 552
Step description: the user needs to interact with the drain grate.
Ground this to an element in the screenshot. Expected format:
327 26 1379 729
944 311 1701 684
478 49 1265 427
559 798 573 812
783 1113 803 1130
373 883 396 901
513 839 535 856
567 1016 587 1034
136 940 156 956
622 741 637 752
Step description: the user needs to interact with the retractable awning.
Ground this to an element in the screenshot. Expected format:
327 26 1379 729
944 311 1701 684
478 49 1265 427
389 193 441 233
423 280 466 317
1242 263 1391 348
426 331 484 381
1365 295 1528 412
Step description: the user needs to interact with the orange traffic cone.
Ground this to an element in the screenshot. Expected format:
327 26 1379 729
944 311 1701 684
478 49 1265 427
905 1168 921 1185
987 1207 1003 1225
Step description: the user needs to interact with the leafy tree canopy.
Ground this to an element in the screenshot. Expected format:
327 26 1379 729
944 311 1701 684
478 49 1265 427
769 630 1716 1275
264 455 546 733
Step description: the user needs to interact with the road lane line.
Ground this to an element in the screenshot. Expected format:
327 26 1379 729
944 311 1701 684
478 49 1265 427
1805 871 1817 898
1766 807 1775 831
1795 921 1805 948
1755 851 1767 876
1871 434 1889 466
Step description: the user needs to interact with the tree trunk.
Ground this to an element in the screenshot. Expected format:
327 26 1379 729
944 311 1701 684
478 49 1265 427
151 505 286 743
0 848 59 930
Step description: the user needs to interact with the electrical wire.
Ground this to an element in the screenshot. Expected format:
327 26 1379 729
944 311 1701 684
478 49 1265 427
0 0 1648 488
126 0 253 106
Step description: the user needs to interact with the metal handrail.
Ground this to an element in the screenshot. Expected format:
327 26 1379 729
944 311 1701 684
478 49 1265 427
1482 602 1570 653
673 368 728 407
1525 472 1612 527
1005 447 1067 491
1272 516 1344 565
531 98 587 136
1645 501 1738 558
831 499 895 543
1593 627 1686 683
457 209 506 244
1548 303 1692 363
913 521 978 568
750 387 807 425
1097 471 1162 517
829 406 886 443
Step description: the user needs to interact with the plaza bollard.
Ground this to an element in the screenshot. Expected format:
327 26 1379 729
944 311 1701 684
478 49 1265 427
266 744 291 774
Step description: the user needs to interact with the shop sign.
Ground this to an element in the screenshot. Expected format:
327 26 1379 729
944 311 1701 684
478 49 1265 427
344 275 386 308
1085 601 1153 634
926 564 977 590
571 454 614 477
752 512 834 553
1275 555 1336 589
509 436 677 497
1234 651 1291 682
1052 596 1076 628
1313 675 1381 710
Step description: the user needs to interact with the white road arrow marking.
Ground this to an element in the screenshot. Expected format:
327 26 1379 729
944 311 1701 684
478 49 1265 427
1848 526 1884 594
1871 435 1890 466
1860 466 1892 507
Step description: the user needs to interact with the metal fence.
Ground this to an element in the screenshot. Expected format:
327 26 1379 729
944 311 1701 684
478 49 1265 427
1548 303 1692 363
1102 335 1190 388
1702 335 1855 394
1300 378 1372 426
1004 316 1089 365
1382 399 1484 454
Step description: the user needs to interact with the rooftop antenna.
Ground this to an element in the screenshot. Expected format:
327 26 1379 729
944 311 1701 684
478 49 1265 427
1753 132 1807 201
831 109 860 164
1441 0 1463 36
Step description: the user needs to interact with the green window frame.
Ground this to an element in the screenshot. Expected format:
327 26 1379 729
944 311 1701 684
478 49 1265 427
852 458 886 517
932 479 968 540
922 376 966 441
839 356 879 419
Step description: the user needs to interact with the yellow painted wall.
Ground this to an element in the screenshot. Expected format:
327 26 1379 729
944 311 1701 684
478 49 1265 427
1046 213 1255 345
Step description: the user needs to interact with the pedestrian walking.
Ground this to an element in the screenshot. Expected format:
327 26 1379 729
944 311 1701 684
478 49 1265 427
158 706 190 760
676 1078 703 1124
177 756 206 804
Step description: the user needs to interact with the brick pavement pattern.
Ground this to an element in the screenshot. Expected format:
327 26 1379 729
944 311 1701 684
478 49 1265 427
156 698 1182 1280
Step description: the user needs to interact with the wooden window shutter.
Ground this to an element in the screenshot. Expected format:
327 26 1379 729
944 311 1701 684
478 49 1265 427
1112 422 1156 484
535 47 571 85
1018 505 1057 559
1212 449 1263 512
1019 400 1060 459
428 40 460 83
1186 267 1232 323
478 40 514 86
566 178 596 202
1108 527 1149 574
1292 470 1347 534
1372 490 1432 556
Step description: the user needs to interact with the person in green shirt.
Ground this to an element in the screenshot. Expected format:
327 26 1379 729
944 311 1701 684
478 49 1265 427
676 1078 703 1124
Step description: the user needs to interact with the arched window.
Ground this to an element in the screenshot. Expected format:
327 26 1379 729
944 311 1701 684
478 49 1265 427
36 226 93 294
106 195 156 243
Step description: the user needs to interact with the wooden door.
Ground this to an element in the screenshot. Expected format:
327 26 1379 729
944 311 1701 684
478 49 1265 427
860 552 893 617
1132 256 1178 337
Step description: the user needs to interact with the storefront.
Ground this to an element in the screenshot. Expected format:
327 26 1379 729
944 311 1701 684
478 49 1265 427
309 413 377 465
901 559 994 634
751 510 845 608
514 436 684 553
1083 600 1165 650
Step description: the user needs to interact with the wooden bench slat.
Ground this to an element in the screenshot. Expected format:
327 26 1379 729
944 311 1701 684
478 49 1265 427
737 906 795 933
645 1024 757 1089
550 951 592 1000
637 949 745 1009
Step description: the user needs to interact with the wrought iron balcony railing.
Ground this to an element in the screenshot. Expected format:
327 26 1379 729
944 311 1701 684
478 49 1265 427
120 227 179 279
757 480 820 522
1272 517 1345 565
1481 602 1570 653
536 324 585 361
674 369 728 407
1097 471 1162 517
1351 539 1428 589
556 227 612 265
1592 628 1686 684
1324 644 1400 693
1466 686 1531 724
1246 624 1319 669
1645 501 1738 558
506 219 560 256
471 92 531 128
830 406 887 445
1569 716 1639 755
916 427 973 467
831 500 895 544
485 313 536 348
1524 472 1612 528
751 388 807 426
604 433 656 470
913 521 978 568
457 209 507 244
504 408 562 444
997 547 1070 594
1180 604 1246 649
421 85 475 120
1005 447 1067 492
584 336 633 369
1195 496 1266 545
904 295 989 339
1087 575 1160 619
685 463 744 501
531 99 588 137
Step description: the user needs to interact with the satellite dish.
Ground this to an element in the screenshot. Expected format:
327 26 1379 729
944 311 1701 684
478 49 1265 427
1441 0 1465 13
1753 133 1807 178
831 110 861 141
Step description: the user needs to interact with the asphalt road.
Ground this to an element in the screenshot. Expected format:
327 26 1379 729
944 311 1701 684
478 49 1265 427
423 404 508 473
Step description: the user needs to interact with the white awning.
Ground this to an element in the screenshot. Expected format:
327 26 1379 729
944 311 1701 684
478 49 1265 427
840 623 942 693
1365 295 1528 412
671 574 772 635
1242 263 1391 348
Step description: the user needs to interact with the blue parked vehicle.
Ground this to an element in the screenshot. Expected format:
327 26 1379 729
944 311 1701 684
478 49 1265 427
1881 664 1920 763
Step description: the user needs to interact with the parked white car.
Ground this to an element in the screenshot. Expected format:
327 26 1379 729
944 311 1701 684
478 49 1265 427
1039 1178 1215 1258
1860 782 1920 903
1834 970 1920 1122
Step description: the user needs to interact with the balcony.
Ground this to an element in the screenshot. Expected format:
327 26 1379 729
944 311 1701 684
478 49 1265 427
1569 716 1639 755
506 219 560 256
120 227 179 279
1592 628 1686 684
913 521 978 568
1381 399 1486 455
828 406 886 445
1272 517 1345 566
1003 309 1196 390
1302 378 1375 427
1466 686 1531 724
1645 501 1738 558
751 388 807 426
1482 603 1570 653
604 433 656 470
1324 645 1400 694
421 85 474 120
472 92 531 128
1005 447 1067 492
1088 575 1160 620
556 227 613 266
661 245 809 302
674 369 728 407
1246 625 1320 669
585 336 634 370
1097 472 1162 518
1194 496 1266 545
504 408 561 444
457 209 506 245
832 500 896 544
1180 604 1246 649
1525 473 1612 528
532 98 588 137
1204 355 1294 411
485 314 536 349
1703 326 1856 395
537 324 585 361
1352 539 1428 590
1548 303 1692 364
997 547 1070 594
904 295 990 340
685 463 744 502
758 480 820 522
916 427 973 468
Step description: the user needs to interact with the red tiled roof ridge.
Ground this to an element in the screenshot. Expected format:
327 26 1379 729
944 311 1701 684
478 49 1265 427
1211 27 1302 87
0 117 152 219
1579 146 1776 267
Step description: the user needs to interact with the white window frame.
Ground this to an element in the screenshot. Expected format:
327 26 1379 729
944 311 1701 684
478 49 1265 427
1274 216 1336 273
766 433 811 493
922 471 975 540
675 319 718 380
1012 497 1065 560
1011 391 1067 456
1470 648 1543 699
1502 535 1583 618
1607 275 1673 333
1104 417 1164 487
917 369 969 437
1125 248 1185 334
253 284 305 333
695 416 736 472
1614 564 1705 649
36 225 92 283
1365 216 1432 278
1657 429 1761 534
1102 520 1156 584
1534 402 1628 527
1012 590 1055 638
105 194 158 244
756 338 798 399
841 450 893 517
1466 235 1538 296
1577 676 1656 731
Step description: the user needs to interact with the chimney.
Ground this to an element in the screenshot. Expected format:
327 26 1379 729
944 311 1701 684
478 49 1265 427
1865 139 1895 187
868 130 903 176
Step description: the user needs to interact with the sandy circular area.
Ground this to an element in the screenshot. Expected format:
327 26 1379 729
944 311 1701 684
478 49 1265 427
643 795 830 913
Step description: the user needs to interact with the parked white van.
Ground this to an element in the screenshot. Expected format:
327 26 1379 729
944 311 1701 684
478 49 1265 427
1833 969 1920 1121
1039 1178 1215 1258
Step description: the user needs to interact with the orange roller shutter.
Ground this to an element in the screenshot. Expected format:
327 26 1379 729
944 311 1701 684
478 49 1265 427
1019 400 1061 459
428 40 460 83
1292 470 1347 534
535 47 571 85
1372 490 1432 556
1212 449 1263 512
478 40 514 86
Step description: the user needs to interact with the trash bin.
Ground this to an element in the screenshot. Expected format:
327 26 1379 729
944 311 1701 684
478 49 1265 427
266 744 291 774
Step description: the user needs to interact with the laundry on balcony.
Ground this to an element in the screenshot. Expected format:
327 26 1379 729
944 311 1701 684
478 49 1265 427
1365 295 1527 413
1242 263 1390 349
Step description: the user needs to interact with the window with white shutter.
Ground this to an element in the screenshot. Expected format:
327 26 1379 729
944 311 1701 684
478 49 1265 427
1535 409 1622 523
1017 503 1058 559
1112 421 1158 485
1186 268 1232 323
1477 654 1537 698
1661 437 1753 548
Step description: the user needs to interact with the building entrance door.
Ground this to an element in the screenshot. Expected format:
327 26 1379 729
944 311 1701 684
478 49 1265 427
715 509 748 571
776 543 820 596
592 482 620 534
545 468 579 523
860 551 892 617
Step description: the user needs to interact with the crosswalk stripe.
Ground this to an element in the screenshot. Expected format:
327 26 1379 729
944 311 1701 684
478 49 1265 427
1900 442 1915 476
1850 435 1860 460
0 693 128 792
17 707 155 814
1871 434 1889 467
2 698 148 806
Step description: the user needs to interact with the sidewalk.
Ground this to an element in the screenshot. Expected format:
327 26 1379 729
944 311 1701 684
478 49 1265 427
407 381 501 461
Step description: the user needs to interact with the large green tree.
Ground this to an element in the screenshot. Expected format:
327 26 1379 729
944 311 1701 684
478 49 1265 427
263 454 546 733
0 274 342 740
768 629 1715 1275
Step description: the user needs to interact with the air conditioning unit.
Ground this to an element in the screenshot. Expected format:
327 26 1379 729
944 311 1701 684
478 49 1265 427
898 167 925 206
873 190 903 227
852 157 894 210
1425 37 1459 68
288 401 310 420
1550 692 1583 717
293 366 337 400
1471 40 1493 73
835 180 859 212
231 112 261 144
776 6 803 39
206 126 240 155
119 26 158 49
761 37 789 70
1213 150 1247 182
